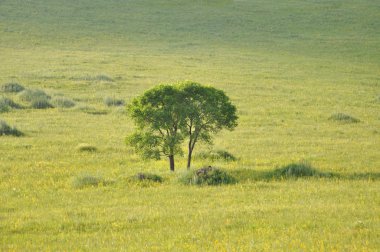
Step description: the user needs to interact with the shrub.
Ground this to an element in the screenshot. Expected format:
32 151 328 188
135 173 163 182
180 166 237 185
19 89 50 102
76 143 97 152
0 120 23 136
197 150 237 161
0 96 23 109
273 162 319 178
72 174 103 189
1 82 25 93
104 97 125 107
52 97 76 108
30 98 53 109
329 113 360 123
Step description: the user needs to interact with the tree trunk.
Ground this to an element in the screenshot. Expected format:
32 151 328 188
169 155 175 172
187 148 192 170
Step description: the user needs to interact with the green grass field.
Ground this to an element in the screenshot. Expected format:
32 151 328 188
1 0 379 250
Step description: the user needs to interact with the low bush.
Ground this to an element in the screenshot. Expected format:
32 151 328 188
329 113 360 123
180 166 237 186
76 143 97 152
104 97 125 107
0 96 23 109
19 89 50 102
72 174 103 189
197 150 237 161
52 97 76 108
30 98 53 109
273 162 320 178
135 173 163 182
0 120 23 136
1 82 25 93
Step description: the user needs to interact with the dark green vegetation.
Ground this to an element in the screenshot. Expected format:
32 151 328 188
0 120 23 136
329 112 361 123
0 0 379 250
180 166 237 185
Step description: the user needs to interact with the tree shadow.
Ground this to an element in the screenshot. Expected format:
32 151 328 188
230 165 380 182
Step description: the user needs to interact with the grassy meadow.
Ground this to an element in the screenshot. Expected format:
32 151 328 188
1 0 379 250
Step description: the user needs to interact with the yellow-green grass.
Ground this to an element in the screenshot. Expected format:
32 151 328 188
1 0 379 250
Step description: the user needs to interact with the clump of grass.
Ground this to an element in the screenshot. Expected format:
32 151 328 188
30 98 53 109
329 113 360 123
135 173 163 182
104 97 125 107
0 120 23 136
19 89 50 102
273 162 320 178
197 150 237 161
180 166 237 186
0 96 23 109
76 143 97 152
51 97 76 108
126 172 164 187
1 82 25 93
72 174 103 189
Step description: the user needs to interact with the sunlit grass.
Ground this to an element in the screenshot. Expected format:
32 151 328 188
0 0 379 250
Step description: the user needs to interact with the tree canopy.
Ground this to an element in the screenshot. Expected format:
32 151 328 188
178 81 238 169
126 84 184 171
126 81 238 171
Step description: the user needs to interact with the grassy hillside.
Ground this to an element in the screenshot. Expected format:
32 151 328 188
0 0 379 250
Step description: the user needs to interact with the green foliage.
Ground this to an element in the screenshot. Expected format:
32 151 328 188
76 143 97 152
177 81 238 168
180 166 237 185
104 97 124 107
52 97 76 108
127 84 185 170
329 113 360 123
127 82 238 169
0 120 23 136
1 82 25 93
72 174 103 189
126 132 162 160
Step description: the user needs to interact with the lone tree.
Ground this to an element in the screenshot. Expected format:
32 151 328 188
126 84 185 171
178 81 238 169
126 81 238 171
